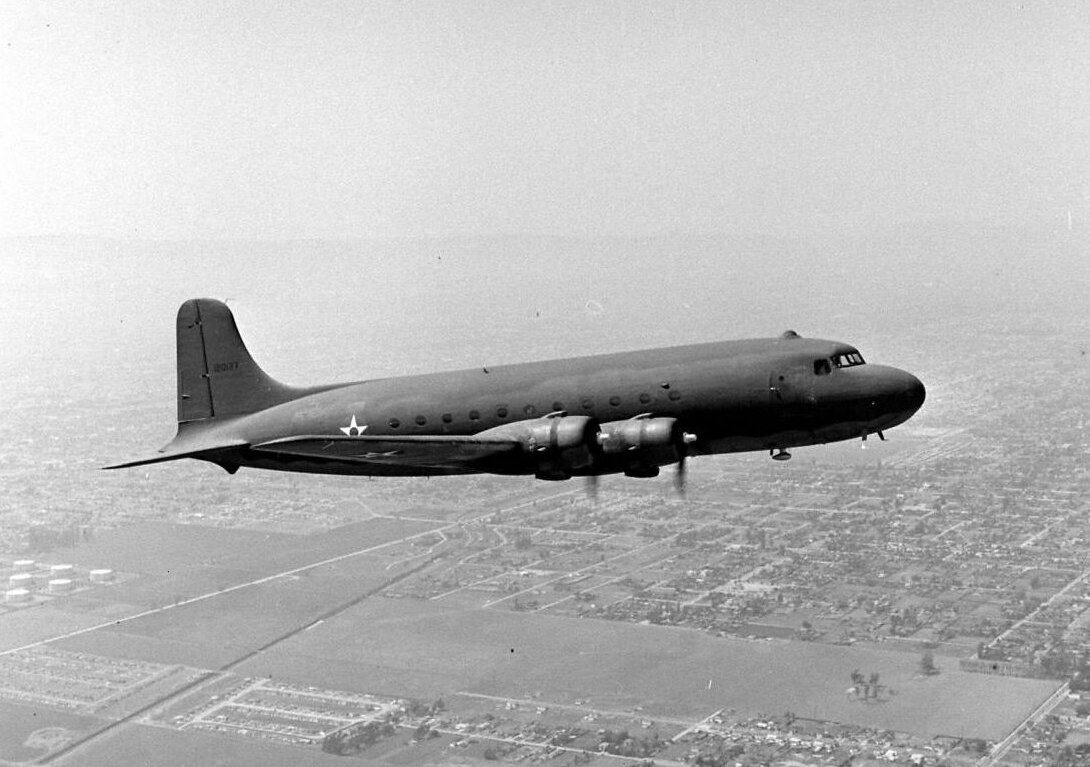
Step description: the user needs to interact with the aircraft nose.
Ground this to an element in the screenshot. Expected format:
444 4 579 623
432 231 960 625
878 367 926 417
905 372 926 413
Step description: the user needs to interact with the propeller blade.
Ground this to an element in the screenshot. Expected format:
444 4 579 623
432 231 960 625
675 456 687 496
586 474 599 503
673 429 695 497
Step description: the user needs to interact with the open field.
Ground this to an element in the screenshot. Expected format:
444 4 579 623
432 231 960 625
0 517 443 656
46 544 440 671
0 700 103 765
36 518 443 579
240 598 1060 741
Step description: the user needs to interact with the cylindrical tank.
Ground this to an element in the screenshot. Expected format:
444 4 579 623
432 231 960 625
89 569 114 583
8 573 33 589
49 564 74 577
6 588 31 604
12 559 35 572
48 579 73 594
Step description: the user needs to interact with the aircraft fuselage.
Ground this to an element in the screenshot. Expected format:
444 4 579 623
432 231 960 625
108 300 925 481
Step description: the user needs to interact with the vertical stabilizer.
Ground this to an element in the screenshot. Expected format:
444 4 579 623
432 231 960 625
176 299 304 423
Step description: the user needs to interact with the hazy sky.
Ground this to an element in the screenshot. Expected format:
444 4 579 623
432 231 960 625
2 1 1087 239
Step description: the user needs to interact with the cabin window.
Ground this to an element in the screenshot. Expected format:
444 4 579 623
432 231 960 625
523 404 536 415
668 390 681 401
814 359 832 375
388 418 400 428
415 415 427 426
581 398 594 410
609 395 621 407
638 393 651 404
441 413 453 424
469 409 480 421
496 405 509 418
552 401 564 412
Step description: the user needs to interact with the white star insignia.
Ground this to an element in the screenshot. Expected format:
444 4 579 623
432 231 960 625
340 415 367 437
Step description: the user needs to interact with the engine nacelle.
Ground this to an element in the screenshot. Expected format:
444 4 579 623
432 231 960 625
597 416 679 454
480 413 600 480
597 416 695 475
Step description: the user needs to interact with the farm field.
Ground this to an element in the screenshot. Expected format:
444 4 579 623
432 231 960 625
241 597 1060 741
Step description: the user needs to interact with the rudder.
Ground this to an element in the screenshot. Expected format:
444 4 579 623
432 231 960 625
177 298 303 423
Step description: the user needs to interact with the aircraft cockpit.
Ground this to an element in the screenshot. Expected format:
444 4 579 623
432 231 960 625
813 351 866 376
833 351 865 368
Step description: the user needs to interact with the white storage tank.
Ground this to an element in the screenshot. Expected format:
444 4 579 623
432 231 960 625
8 573 33 589
12 559 35 572
6 588 31 604
48 579 73 594
49 564 75 578
89 569 114 584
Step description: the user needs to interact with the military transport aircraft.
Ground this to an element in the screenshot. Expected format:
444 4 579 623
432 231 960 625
107 298 925 489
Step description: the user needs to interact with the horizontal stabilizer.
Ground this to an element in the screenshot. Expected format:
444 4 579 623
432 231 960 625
103 438 249 471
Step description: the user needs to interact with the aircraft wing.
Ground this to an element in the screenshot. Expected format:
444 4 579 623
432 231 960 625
250 434 524 471
106 432 529 475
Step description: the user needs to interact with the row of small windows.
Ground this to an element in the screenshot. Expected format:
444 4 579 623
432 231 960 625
385 390 682 429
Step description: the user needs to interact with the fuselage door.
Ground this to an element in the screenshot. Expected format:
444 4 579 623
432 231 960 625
768 364 813 414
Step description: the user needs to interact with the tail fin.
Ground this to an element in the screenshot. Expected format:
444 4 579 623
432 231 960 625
177 298 305 422
105 299 333 471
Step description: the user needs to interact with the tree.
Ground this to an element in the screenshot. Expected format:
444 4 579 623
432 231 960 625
1056 745 1077 766
889 613 902 634
921 650 938 675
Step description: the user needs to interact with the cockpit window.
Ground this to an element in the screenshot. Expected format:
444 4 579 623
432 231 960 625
833 352 866 368
814 358 832 375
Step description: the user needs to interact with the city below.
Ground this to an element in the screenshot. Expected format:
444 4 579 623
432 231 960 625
2 305 1088 767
